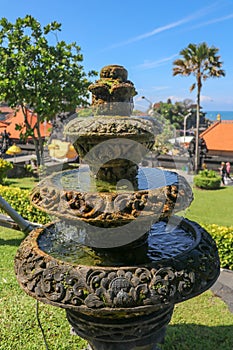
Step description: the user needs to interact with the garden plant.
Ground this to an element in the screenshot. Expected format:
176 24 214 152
193 169 221 189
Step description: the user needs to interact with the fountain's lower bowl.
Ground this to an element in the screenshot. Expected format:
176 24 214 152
14 217 219 314
14 216 220 349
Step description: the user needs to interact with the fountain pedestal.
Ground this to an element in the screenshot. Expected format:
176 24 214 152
67 306 172 350
14 65 220 349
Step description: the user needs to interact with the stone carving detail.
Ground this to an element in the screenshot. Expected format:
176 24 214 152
66 305 172 345
64 116 157 161
31 174 193 225
14 220 220 312
65 116 156 137
88 64 137 116
64 65 157 165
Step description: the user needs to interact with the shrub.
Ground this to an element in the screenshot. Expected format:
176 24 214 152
194 169 221 189
0 185 50 225
202 223 233 270
0 158 13 183
199 169 217 178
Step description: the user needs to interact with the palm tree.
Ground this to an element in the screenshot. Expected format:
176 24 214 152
173 42 225 173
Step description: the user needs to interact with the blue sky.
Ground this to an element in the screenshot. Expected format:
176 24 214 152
0 0 233 112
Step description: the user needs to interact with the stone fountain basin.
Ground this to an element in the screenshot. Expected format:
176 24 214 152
30 167 193 229
63 115 157 159
14 216 220 319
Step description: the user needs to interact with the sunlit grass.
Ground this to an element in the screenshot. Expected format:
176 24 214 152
0 227 88 350
180 185 233 227
3 176 38 190
161 292 233 350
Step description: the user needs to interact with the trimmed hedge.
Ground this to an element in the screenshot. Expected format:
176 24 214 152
194 169 221 189
0 185 49 225
202 223 233 270
0 159 13 183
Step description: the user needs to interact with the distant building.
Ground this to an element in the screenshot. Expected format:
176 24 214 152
0 103 14 120
200 120 233 158
0 107 51 143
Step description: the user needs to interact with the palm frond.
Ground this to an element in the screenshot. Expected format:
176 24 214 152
189 83 196 92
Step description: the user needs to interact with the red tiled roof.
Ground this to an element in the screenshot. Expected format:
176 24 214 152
0 106 14 114
3 108 51 140
0 120 10 128
200 120 233 151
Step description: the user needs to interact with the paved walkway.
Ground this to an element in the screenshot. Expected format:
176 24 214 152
211 269 233 313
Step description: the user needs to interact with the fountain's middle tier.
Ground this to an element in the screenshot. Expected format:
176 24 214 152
31 166 193 228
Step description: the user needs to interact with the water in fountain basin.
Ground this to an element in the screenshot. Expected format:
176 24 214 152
52 166 179 192
38 219 195 267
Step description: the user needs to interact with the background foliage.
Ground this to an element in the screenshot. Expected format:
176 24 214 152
0 185 49 224
194 169 221 189
203 223 233 270
0 15 97 165
0 159 13 184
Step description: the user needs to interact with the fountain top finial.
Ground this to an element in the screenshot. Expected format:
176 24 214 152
88 64 137 117
99 65 128 81
64 64 155 173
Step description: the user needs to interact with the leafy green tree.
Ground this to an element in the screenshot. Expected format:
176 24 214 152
77 107 93 118
148 108 176 154
173 42 225 172
0 15 97 165
152 101 184 129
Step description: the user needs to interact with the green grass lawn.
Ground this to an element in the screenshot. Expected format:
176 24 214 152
180 185 233 227
0 227 87 350
3 177 39 190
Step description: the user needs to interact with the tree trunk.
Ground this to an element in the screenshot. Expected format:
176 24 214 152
36 122 45 166
32 136 41 166
194 81 201 174
21 106 42 167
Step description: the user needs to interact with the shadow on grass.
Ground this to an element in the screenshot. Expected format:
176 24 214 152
195 186 226 191
162 324 233 350
2 180 33 190
0 237 24 247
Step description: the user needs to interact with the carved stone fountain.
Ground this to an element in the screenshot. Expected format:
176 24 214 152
14 65 220 350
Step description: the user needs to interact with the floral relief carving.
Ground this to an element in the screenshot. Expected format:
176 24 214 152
31 174 193 225
14 220 220 312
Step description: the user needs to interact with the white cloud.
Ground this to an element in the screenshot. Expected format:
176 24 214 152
191 12 233 29
200 95 213 102
168 95 187 103
136 54 177 70
105 2 222 49
167 95 213 104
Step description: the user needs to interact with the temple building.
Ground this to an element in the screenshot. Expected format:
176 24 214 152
200 120 233 158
